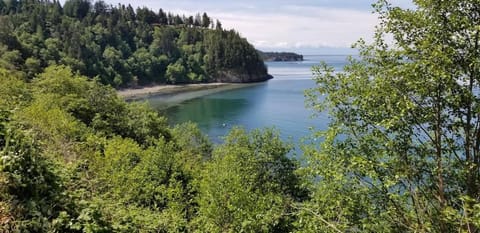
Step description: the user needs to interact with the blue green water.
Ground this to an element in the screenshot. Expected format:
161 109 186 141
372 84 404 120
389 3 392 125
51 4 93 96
156 55 349 144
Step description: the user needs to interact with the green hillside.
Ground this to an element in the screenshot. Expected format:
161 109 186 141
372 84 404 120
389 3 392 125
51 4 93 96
0 0 271 87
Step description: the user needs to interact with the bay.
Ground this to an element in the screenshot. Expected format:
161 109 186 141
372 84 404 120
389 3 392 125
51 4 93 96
152 55 350 145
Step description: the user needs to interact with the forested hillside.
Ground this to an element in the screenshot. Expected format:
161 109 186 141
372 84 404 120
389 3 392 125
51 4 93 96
0 0 271 87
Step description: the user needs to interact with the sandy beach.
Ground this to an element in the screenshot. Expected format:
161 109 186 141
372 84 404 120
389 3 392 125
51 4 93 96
117 82 256 101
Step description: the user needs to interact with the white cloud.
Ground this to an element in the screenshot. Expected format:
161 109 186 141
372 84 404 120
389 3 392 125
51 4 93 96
209 6 379 50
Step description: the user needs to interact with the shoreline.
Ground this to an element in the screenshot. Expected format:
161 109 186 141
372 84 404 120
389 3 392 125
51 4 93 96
117 82 258 101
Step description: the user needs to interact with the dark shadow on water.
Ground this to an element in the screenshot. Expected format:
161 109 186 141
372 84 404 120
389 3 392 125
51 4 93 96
159 84 269 143
163 98 250 129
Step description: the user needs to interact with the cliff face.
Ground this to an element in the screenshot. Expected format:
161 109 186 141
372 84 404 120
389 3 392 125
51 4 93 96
214 70 273 83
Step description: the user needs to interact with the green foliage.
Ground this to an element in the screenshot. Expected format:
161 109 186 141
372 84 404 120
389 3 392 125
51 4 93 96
121 102 171 145
0 0 268 86
14 94 87 161
0 68 30 150
203 29 267 81
302 0 480 232
166 59 188 84
0 64 177 231
0 68 29 110
0 45 23 71
63 0 91 19
0 127 64 232
86 137 198 232
171 122 212 159
29 65 171 145
24 57 42 76
0 123 110 232
193 128 305 232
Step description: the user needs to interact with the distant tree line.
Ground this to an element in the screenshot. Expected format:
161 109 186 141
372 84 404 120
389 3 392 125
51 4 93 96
258 51 304 62
0 0 269 87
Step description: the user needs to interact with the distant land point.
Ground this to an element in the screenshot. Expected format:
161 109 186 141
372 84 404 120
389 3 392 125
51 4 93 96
258 51 304 62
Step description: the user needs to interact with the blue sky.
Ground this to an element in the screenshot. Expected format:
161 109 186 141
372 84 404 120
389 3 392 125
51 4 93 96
62 0 414 54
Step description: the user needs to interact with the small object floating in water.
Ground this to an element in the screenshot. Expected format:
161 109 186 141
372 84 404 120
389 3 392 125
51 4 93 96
222 123 227 127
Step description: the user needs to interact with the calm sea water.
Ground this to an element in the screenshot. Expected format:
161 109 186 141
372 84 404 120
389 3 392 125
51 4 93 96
154 55 349 145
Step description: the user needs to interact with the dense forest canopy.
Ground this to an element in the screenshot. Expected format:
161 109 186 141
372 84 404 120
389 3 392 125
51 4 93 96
0 0 270 87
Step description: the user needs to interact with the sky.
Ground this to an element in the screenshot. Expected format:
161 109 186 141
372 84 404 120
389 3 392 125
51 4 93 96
62 0 414 54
